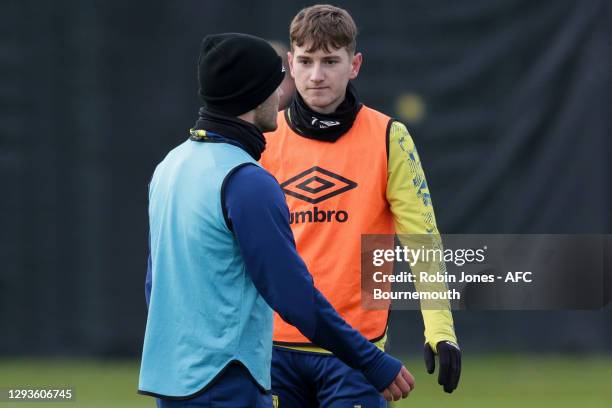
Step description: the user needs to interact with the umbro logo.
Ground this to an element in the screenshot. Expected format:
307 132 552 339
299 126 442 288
311 117 340 128
280 166 357 204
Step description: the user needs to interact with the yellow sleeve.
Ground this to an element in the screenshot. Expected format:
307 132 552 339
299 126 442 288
386 120 457 351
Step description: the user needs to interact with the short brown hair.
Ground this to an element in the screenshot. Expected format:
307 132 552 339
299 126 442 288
289 4 357 54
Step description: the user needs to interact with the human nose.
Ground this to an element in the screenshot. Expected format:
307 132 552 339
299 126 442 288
309 62 324 83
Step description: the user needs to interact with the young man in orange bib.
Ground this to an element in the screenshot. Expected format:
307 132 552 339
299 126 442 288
261 5 462 406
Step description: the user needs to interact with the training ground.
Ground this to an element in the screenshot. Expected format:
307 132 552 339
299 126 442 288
0 355 609 407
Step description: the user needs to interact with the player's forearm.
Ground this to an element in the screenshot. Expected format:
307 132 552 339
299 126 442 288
308 288 402 391
421 309 457 347
396 225 457 348
255 259 402 391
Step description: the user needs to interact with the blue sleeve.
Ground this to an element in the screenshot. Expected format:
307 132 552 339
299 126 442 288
223 164 401 391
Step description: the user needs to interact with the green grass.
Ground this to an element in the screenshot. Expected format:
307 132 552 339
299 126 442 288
394 355 611 408
0 355 610 407
0 359 148 408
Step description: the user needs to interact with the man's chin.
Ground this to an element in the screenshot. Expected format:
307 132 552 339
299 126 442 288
259 121 278 133
305 96 329 106
304 96 336 112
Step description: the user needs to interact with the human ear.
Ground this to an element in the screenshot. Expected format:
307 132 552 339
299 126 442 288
349 52 363 80
287 52 296 79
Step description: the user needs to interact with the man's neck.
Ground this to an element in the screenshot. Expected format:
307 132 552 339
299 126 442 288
237 111 265 132
237 110 255 124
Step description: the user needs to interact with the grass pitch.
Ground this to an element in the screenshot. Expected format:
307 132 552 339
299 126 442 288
0 355 609 407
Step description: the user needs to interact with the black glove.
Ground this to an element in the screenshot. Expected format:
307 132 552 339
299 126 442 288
424 340 461 393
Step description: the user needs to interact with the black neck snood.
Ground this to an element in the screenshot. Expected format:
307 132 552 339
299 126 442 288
192 107 266 160
286 83 362 142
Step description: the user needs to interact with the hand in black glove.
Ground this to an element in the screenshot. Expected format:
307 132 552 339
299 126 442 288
424 340 461 393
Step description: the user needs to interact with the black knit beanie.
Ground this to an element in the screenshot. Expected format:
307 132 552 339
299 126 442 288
198 33 285 116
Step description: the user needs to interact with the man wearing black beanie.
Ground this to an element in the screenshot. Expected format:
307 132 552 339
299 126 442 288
139 33 407 407
193 32 286 160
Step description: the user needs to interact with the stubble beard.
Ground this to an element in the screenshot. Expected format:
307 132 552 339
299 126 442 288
254 103 278 133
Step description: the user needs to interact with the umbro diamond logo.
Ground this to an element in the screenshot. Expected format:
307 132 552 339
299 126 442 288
280 166 358 204
311 117 340 128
